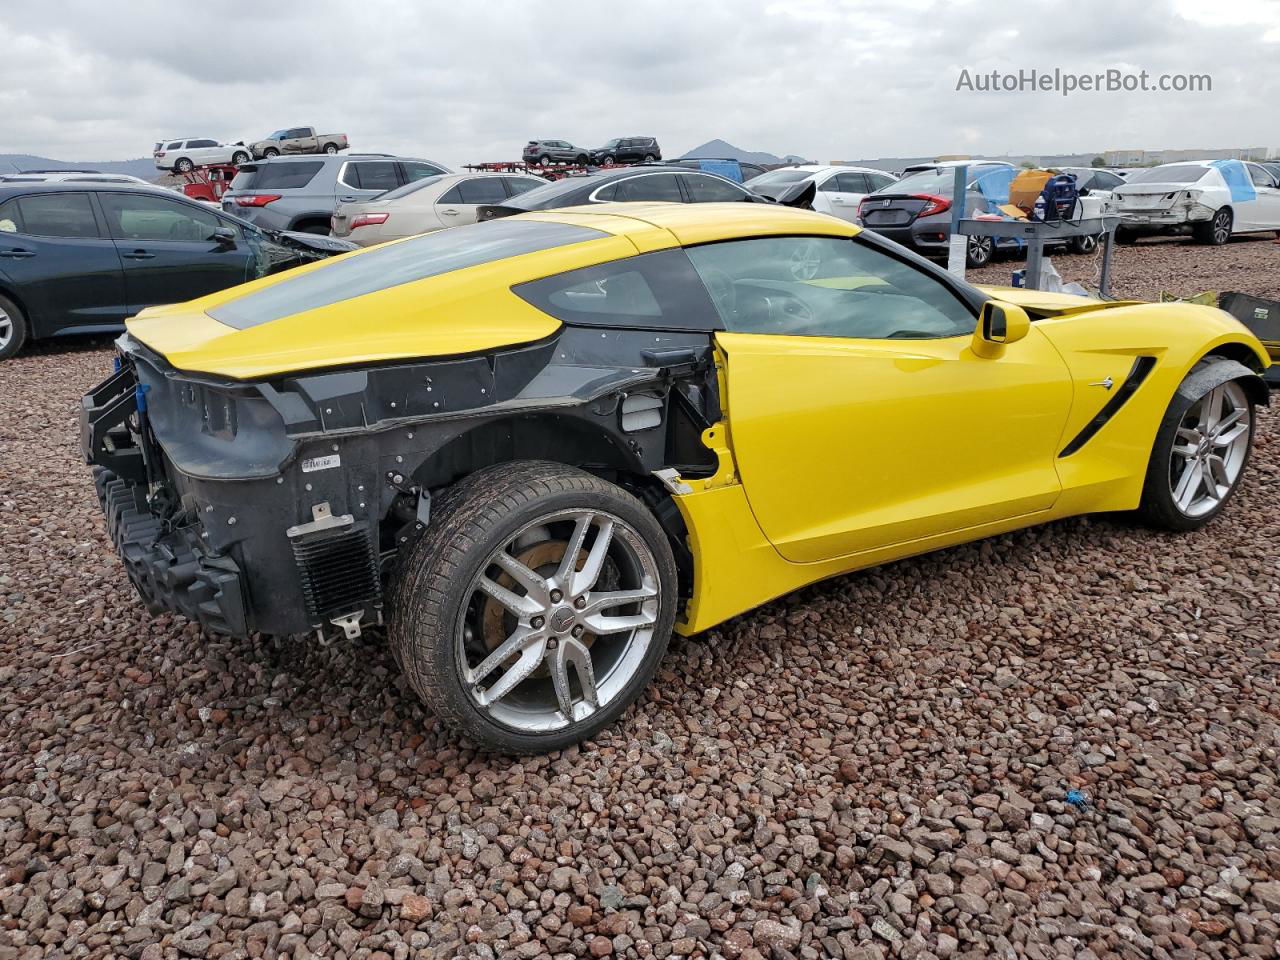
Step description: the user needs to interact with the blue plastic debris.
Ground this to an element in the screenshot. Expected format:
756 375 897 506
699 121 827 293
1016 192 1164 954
1065 789 1089 810
135 382 150 413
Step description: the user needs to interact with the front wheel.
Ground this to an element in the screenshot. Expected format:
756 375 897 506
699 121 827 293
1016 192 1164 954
1136 362 1256 530
1071 233 1100 254
263 148 280 159
389 461 677 753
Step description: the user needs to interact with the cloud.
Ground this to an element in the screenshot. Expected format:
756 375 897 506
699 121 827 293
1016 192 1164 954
0 0 1276 167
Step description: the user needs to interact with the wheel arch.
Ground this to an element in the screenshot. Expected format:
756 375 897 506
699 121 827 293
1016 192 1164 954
389 414 695 597
0 282 36 337
1196 342 1270 406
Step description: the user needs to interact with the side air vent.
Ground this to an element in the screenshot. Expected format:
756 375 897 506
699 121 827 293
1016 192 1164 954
290 524 380 624
1059 356 1157 458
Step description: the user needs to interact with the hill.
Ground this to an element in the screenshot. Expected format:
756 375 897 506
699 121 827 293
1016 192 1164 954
0 154 159 181
680 139 809 166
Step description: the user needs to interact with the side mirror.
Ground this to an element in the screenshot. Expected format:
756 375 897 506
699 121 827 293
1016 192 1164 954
212 226 237 248
972 301 1030 358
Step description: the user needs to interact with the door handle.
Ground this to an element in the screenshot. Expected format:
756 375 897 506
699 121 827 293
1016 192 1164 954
0 248 34 259
440 208 459 215
123 250 156 260
338 196 359 202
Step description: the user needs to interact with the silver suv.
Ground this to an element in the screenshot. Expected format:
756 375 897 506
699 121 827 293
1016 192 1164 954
221 154 451 233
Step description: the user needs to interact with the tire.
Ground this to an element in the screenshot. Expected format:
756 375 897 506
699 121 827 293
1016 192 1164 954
538 154 552 166
1194 207 1232 245
1114 226 1138 245
1135 360 1257 531
231 151 249 165
602 155 615 165
642 154 656 163
1071 233 1100 254
264 148 280 159
965 235 994 268
0 293 30 361
324 143 339 155
575 154 588 165
389 460 678 753
174 157 193 173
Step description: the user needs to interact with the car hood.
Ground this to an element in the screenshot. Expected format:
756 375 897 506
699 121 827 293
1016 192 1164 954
974 285 1143 315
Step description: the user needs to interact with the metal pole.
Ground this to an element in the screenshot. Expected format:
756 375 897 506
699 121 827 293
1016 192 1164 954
946 165 968 278
1026 238 1045 290
1099 228 1114 298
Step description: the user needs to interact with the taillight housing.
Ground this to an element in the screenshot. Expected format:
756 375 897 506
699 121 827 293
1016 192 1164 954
349 213 389 229
232 194 281 208
915 194 951 218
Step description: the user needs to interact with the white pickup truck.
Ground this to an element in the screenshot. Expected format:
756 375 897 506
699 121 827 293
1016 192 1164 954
249 127 350 159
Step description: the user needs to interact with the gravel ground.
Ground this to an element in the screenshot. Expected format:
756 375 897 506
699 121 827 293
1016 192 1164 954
3 242 1280 960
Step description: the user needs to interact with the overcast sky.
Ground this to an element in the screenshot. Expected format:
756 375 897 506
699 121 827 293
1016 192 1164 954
1 0 1277 168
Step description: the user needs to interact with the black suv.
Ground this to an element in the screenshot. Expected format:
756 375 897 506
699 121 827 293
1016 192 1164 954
522 140 591 166
590 137 662 165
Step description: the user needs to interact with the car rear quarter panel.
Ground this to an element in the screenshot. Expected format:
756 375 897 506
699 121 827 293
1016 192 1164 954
1035 303 1268 514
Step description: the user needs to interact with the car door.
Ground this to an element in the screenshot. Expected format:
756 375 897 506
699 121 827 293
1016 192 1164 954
685 233 1073 562
825 172 870 222
97 191 255 312
185 139 220 166
282 128 313 154
1245 164 1280 229
0 192 126 335
435 176 510 228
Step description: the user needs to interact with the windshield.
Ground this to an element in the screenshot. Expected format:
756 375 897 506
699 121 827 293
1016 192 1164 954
747 169 814 186
603 139 620 148
374 175 446 201
1125 164 1210 184
266 129 288 140
499 175 590 209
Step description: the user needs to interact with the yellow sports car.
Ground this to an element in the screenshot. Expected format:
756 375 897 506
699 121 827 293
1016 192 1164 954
81 204 1269 752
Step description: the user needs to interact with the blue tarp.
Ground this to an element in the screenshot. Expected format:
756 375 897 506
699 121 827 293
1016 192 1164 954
1210 159 1256 203
692 159 744 183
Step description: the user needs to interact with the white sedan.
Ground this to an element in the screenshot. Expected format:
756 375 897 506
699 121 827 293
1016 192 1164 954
330 172 547 246
1113 159 1280 245
746 164 899 223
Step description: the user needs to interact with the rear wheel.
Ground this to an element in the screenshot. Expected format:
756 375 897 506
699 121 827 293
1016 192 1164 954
231 150 249 165
0 294 29 361
1071 233 1100 254
1114 226 1138 245
324 143 339 155
538 154 552 166
965 235 994 267
174 157 194 173
1194 207 1233 245
1136 362 1255 530
389 461 677 753
575 154 588 165
642 154 656 162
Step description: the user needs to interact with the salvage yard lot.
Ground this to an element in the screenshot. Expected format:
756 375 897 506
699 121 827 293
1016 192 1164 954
2 237 1279 959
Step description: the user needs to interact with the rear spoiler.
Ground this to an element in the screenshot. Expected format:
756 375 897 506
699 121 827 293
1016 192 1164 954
477 204 523 222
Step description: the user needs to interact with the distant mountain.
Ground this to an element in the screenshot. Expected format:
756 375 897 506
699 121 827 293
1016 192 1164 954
680 139 809 166
0 154 160 181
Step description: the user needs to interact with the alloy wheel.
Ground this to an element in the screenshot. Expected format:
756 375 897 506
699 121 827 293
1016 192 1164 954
1212 210 1232 245
1169 381 1251 517
456 508 661 733
968 236 993 265
0 307 11 352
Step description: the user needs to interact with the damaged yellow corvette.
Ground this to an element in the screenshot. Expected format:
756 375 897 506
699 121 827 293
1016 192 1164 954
82 204 1269 752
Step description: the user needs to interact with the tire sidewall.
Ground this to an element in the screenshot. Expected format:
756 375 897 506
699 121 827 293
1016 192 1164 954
392 463 678 753
0 294 29 360
1140 366 1255 530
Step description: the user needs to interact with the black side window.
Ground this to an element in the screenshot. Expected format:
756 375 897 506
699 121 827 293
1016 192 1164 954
0 199 22 234
505 177 544 197
349 161 399 191
513 248 720 330
1247 164 1274 188
612 175 683 202
286 128 310 139
98 192 222 242
14 193 100 238
837 172 869 193
683 174 749 202
454 178 509 204
188 139 218 149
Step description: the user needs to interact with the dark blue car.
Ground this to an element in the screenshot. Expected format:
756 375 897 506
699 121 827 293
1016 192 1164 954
0 182 354 360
